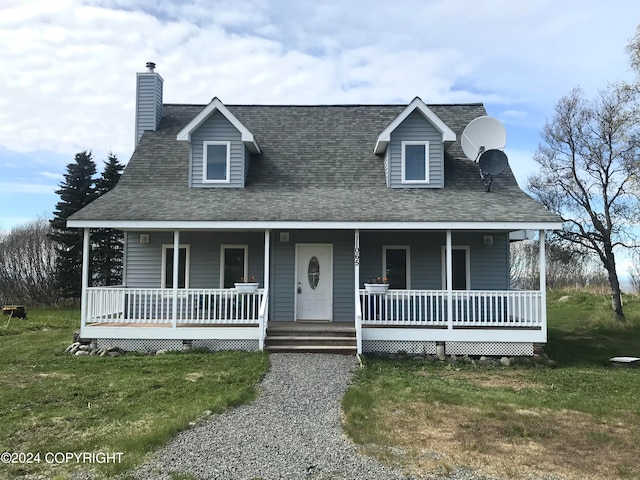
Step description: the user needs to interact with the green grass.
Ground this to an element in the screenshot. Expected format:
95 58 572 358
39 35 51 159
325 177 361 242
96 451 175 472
343 291 640 480
0 307 270 479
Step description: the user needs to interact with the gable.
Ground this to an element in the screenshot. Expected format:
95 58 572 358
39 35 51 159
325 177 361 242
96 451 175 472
387 110 444 188
190 111 248 188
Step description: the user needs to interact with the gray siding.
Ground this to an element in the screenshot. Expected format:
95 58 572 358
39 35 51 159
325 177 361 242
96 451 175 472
271 230 355 322
359 231 509 290
135 72 163 145
388 110 444 188
125 231 265 288
191 111 245 188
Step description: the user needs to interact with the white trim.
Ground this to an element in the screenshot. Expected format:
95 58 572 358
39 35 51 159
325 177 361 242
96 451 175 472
176 97 260 153
220 244 249 288
401 141 430 184
203 141 231 183
68 219 564 231
362 327 546 344
374 97 456 154
81 325 260 341
161 244 190 288
441 245 471 290
294 243 333 322
382 245 411 289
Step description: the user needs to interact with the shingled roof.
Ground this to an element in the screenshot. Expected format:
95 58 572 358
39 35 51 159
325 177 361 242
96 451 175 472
69 103 559 227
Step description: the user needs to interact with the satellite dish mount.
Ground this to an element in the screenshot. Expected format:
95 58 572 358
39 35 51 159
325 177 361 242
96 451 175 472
461 116 508 192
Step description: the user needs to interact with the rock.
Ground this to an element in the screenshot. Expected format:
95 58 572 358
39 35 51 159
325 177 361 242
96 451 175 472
156 349 169 355
65 342 80 354
78 345 89 351
500 357 511 367
74 351 89 356
100 349 108 357
107 346 122 353
108 351 121 357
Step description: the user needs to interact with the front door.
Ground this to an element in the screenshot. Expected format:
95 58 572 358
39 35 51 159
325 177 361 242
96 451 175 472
295 244 333 321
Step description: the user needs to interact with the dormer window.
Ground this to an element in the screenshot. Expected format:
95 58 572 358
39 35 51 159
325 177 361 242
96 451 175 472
204 141 231 183
402 141 429 184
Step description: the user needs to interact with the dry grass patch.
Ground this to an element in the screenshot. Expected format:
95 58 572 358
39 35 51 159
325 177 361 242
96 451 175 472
375 401 639 480
420 369 547 391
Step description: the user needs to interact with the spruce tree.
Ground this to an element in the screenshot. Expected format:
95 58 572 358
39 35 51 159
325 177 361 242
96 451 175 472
50 151 97 299
92 153 125 286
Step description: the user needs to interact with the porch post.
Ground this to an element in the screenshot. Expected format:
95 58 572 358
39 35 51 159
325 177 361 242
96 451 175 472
446 230 453 330
260 229 270 350
172 230 180 329
354 229 361 354
81 228 90 330
539 229 547 337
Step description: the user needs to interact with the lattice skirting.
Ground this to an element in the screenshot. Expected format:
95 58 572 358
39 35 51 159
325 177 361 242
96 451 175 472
192 339 259 351
96 338 259 352
362 340 437 354
96 338 182 352
446 341 534 356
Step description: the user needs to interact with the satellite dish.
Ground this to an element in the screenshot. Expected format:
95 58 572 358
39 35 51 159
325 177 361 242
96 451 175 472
461 116 507 161
478 149 508 176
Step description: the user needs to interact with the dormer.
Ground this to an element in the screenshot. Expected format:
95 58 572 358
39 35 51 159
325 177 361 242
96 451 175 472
177 98 260 188
375 97 455 189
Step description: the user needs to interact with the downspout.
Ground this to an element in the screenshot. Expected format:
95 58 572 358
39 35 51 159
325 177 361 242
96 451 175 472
172 230 180 329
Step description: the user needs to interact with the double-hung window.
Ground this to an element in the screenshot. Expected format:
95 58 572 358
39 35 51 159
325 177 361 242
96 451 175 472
220 245 248 288
204 141 230 183
162 245 190 288
401 141 429 184
383 246 410 289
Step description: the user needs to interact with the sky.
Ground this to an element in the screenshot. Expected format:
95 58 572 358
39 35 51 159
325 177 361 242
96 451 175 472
1 0 639 233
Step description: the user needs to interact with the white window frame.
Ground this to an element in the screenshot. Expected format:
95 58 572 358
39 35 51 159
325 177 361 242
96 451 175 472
441 245 470 290
203 141 231 183
382 245 411 289
220 244 249 288
401 140 430 184
161 244 190 288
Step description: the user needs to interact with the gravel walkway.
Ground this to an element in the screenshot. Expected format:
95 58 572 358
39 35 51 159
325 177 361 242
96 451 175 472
128 353 495 480
128 353 410 479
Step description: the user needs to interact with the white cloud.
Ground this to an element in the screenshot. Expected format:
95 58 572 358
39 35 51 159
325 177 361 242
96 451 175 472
37 171 64 181
0 182 56 194
0 0 638 168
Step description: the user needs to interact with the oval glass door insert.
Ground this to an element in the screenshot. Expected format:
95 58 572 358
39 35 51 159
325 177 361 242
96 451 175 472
308 256 320 289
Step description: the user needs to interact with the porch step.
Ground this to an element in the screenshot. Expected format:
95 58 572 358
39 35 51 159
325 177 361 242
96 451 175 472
264 322 356 355
264 344 357 354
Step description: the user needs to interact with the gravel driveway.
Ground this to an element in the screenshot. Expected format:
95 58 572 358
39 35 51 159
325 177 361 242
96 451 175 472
128 353 417 479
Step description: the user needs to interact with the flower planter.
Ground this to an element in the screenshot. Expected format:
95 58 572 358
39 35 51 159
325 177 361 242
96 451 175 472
364 283 389 294
234 282 259 293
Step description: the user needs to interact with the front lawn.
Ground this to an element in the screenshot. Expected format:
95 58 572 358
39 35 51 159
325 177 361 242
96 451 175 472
343 291 640 480
0 307 269 479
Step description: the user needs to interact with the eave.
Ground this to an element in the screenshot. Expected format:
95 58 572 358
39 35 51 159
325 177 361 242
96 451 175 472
67 219 563 231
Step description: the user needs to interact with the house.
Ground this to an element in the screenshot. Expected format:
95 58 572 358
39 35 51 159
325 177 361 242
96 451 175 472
68 63 561 356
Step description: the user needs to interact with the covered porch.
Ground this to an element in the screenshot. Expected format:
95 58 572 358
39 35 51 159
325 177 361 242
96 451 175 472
77 225 550 355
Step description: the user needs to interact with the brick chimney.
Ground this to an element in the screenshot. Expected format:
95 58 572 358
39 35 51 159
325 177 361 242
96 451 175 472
135 61 163 146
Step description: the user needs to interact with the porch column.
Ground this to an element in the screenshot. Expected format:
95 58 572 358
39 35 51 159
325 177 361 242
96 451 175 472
539 229 547 336
354 229 361 354
446 230 453 329
81 228 90 329
172 230 180 329
259 229 270 350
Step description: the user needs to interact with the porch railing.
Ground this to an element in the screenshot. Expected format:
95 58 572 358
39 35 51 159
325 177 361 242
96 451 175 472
360 289 543 328
85 287 264 326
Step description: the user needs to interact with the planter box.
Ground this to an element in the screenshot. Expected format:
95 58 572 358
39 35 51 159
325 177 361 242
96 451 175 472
234 282 259 293
364 283 389 294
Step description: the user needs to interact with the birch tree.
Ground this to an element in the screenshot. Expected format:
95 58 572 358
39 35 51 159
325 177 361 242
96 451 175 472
528 86 639 320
